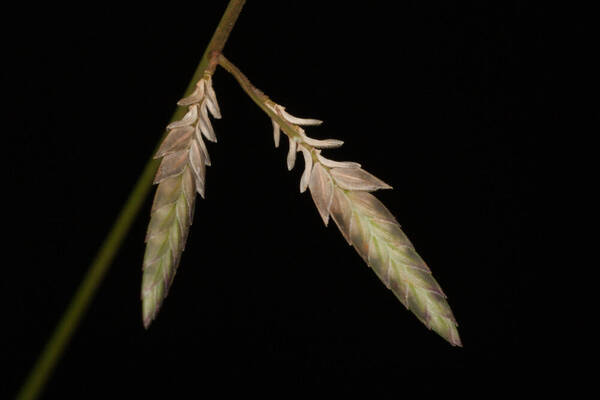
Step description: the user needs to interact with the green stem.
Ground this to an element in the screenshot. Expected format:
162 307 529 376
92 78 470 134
168 0 247 125
16 2 246 399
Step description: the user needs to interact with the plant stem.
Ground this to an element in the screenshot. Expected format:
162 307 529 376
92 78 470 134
16 2 246 399
217 54 301 141
168 0 247 125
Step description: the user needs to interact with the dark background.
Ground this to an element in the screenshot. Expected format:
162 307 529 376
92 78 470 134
3 1 545 397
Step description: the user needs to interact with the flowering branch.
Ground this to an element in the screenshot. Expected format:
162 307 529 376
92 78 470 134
142 73 222 327
142 52 461 345
217 54 462 346
17 2 246 399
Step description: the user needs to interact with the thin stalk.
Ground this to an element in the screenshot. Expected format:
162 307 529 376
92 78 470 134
16 2 246 399
217 54 301 141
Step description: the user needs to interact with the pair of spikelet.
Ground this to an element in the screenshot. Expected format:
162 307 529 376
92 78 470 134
142 67 461 346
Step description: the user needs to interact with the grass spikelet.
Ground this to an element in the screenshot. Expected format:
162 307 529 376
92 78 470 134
142 76 220 328
217 54 462 346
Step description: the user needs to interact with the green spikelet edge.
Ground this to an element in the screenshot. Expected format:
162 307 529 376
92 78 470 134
142 168 196 327
332 187 462 346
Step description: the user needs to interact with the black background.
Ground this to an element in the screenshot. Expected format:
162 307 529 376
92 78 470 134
3 1 545 397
